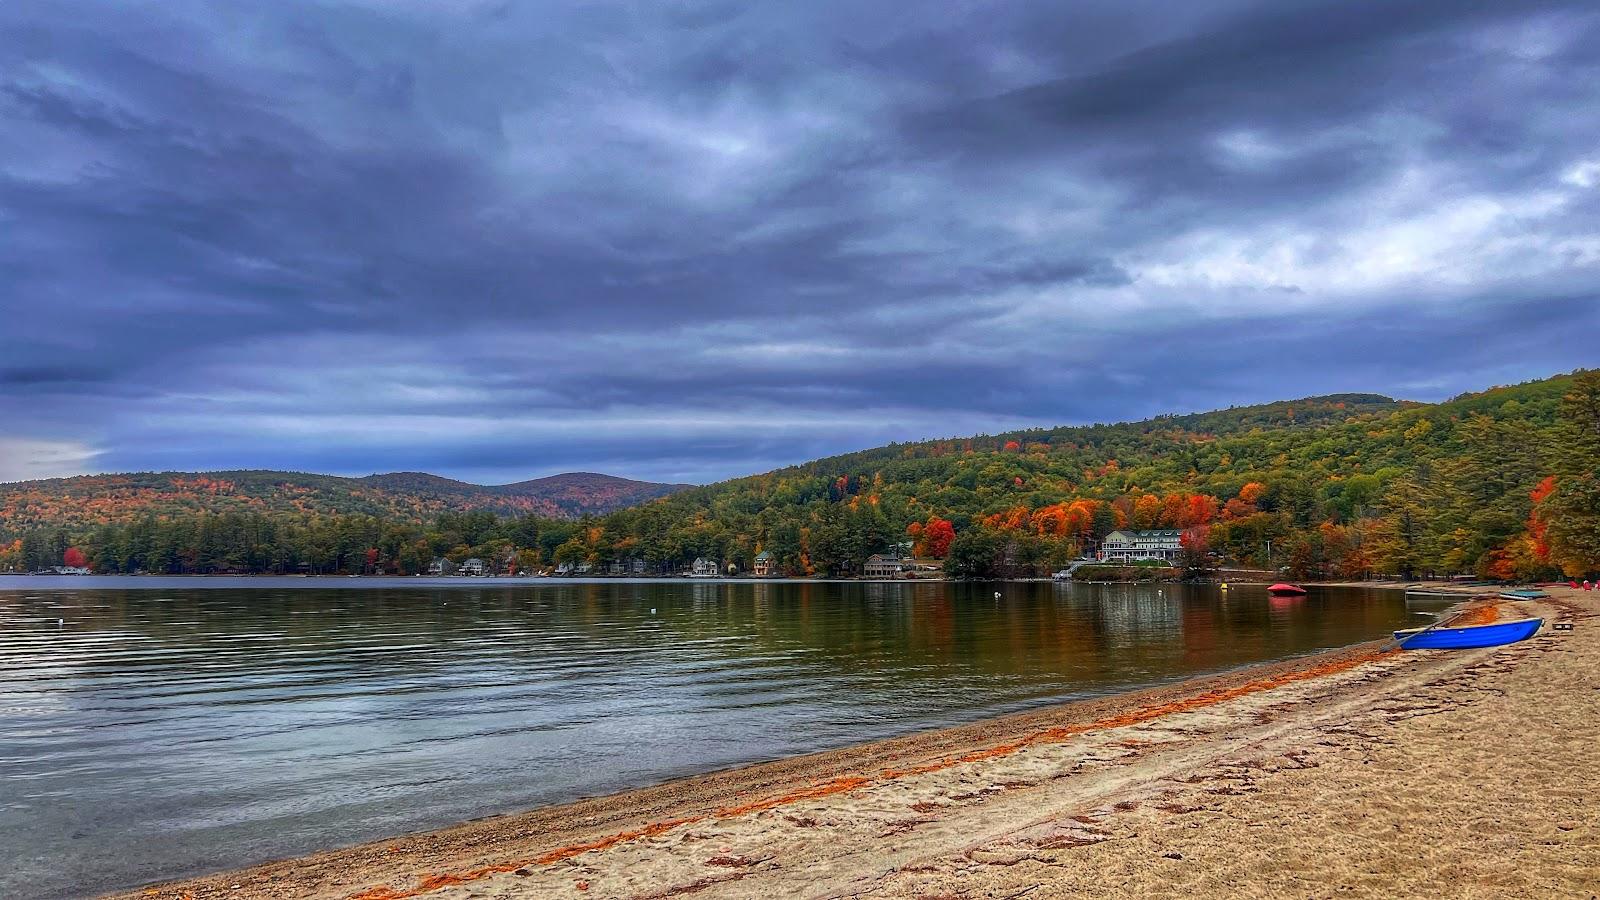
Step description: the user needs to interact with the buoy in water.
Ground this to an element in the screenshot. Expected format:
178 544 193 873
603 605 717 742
994 591 1002 600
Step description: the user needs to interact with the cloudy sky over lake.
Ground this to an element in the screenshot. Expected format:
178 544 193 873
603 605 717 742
3 0 1598 485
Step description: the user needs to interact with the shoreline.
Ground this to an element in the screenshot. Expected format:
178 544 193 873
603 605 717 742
2 573 1536 588
119 641 1402 900
116 583 1600 900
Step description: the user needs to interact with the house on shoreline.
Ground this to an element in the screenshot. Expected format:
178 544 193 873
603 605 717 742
608 558 649 576
1096 529 1182 563
863 553 903 578
753 551 779 577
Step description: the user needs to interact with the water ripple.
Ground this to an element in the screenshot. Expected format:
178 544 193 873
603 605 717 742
0 578 1412 900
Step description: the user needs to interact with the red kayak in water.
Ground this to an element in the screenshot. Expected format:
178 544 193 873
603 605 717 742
1267 583 1308 595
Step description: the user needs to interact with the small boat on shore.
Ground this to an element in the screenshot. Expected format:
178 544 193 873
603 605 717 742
1393 617 1542 650
1267 583 1307 595
1498 589 1548 601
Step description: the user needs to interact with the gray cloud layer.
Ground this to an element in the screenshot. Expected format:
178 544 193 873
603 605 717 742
3 0 1598 483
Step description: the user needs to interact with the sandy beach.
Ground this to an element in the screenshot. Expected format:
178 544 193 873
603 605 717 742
121 584 1600 900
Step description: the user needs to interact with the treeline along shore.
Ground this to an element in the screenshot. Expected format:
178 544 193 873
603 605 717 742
5 370 1599 581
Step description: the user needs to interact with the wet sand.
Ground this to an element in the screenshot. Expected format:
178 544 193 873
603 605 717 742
119 585 1599 900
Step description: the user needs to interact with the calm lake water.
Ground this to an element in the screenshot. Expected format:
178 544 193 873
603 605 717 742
0 577 1431 899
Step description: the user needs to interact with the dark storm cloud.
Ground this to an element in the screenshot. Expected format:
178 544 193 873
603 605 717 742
2 0 1598 483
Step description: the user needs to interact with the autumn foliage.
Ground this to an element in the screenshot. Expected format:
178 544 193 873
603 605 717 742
907 516 955 558
8 373 1600 580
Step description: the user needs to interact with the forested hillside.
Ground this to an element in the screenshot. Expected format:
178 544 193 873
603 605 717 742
6 372 1598 580
583 372 1598 580
0 470 688 538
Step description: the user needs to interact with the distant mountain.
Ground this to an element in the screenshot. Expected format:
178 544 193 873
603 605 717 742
0 469 691 538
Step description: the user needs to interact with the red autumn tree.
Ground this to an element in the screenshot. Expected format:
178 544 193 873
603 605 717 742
63 547 88 569
919 516 956 558
1178 527 1213 573
1003 440 1021 452
1181 493 1220 528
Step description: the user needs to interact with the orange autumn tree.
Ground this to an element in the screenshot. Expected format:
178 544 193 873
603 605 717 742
1131 493 1162 529
1157 492 1220 528
1224 482 1266 519
1488 475 1564 581
1528 476 1556 562
1317 521 1371 578
1238 482 1267 505
1030 503 1073 536
978 506 1023 530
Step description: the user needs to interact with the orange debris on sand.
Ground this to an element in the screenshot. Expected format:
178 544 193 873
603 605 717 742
1445 603 1501 628
345 645 1399 899
534 817 702 866
715 776 871 818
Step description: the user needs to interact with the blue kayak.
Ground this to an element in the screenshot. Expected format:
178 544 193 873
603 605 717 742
1393 617 1542 650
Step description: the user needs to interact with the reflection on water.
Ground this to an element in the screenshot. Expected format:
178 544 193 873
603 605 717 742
0 577 1416 899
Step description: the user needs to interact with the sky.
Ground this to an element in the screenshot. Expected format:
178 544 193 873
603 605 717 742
2 0 1599 486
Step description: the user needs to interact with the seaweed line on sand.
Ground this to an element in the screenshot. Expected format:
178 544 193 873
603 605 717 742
345 644 1407 899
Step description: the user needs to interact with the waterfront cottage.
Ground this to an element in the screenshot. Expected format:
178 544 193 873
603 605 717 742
1096 529 1182 562
862 553 902 578
427 557 455 576
609 558 648 576
691 557 721 577
456 557 487 576
754 550 779 577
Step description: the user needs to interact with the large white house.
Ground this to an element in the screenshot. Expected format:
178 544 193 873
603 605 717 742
1097 529 1183 563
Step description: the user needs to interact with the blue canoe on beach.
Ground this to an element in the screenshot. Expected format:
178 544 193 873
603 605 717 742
1393 617 1542 650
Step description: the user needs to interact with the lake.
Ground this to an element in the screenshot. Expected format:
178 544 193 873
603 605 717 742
0 577 1431 898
